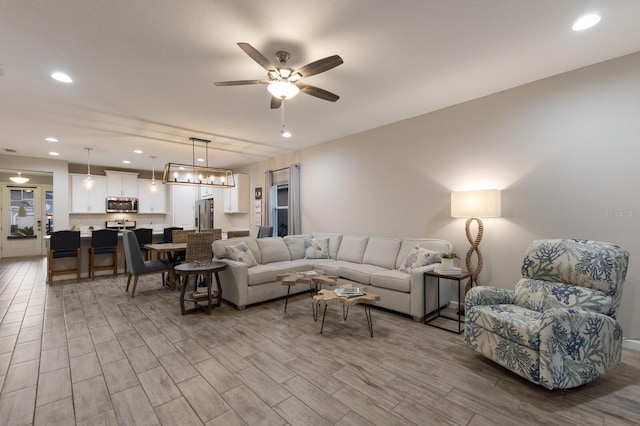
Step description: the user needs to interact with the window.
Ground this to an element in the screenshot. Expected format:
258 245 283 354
9 189 36 239
273 184 288 237
45 190 54 234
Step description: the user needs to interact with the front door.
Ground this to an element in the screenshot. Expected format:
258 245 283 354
1 185 44 257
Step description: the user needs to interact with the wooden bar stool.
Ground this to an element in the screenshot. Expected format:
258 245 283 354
89 229 119 279
47 230 81 284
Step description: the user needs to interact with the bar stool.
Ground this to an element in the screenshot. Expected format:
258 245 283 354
89 229 119 279
47 230 81 284
162 227 183 243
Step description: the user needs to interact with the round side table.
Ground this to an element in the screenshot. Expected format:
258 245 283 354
174 261 227 315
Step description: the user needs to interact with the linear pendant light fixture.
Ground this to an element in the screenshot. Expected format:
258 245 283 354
162 137 235 188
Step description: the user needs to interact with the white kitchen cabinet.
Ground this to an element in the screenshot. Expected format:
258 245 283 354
70 173 107 213
200 185 214 199
223 173 250 214
170 185 196 228
137 179 167 213
106 171 139 197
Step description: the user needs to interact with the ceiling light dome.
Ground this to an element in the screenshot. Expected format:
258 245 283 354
572 14 601 31
51 72 73 83
267 81 299 99
10 172 29 184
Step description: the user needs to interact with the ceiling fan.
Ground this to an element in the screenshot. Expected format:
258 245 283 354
215 42 343 109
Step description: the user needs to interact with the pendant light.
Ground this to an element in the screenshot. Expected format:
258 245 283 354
150 156 157 192
162 137 235 188
10 172 29 184
82 148 94 190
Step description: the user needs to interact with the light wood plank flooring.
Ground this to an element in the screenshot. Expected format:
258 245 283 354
1 257 639 425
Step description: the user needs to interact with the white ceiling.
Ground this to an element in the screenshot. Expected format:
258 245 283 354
2 1 640 172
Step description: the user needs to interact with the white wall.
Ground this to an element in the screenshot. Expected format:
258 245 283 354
238 51 640 340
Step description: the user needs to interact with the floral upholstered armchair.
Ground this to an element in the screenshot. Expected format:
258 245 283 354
464 239 629 389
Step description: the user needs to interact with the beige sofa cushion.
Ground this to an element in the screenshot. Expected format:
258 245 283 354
363 236 401 269
337 235 369 264
339 263 387 285
371 269 411 292
283 234 310 260
395 238 452 269
213 237 262 264
312 233 342 259
257 237 291 264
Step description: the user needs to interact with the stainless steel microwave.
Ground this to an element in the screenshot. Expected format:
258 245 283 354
106 197 138 213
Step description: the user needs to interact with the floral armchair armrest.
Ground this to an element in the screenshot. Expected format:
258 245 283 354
538 307 623 390
465 286 515 309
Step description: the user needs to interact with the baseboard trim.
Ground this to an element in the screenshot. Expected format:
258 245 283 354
623 339 640 351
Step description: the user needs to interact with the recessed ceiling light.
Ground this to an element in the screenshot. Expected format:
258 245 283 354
196 158 204 162
572 14 601 31
51 72 73 83
122 160 131 164
49 151 59 156
45 137 58 142
134 149 143 154
281 130 292 138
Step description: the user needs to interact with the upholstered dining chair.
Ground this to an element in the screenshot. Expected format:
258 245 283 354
47 230 81 284
162 227 183 243
133 228 153 260
257 226 273 238
465 239 629 389
89 229 119 279
122 230 174 298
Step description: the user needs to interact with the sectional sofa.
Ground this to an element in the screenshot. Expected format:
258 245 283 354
212 233 453 320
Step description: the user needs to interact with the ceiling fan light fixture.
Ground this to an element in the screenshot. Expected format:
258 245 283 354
10 172 29 184
267 81 299 99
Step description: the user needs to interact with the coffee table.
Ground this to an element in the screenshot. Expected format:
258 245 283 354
277 270 337 315
313 284 380 337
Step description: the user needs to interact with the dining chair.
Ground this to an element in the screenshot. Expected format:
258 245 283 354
89 229 119 279
199 228 223 241
172 229 196 244
47 230 81 284
162 227 183 243
133 228 153 260
227 230 251 238
257 226 273 238
183 232 216 289
122 230 174 298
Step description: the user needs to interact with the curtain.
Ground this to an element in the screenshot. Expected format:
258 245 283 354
263 170 273 226
288 164 301 235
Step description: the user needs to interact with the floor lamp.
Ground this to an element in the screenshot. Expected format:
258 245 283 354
451 190 501 295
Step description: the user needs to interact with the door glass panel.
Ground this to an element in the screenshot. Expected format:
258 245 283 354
46 190 54 234
9 189 36 239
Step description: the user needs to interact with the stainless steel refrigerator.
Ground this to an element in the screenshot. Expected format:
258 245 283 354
195 199 214 231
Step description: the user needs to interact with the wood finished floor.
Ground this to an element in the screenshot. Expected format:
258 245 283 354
1 257 639 426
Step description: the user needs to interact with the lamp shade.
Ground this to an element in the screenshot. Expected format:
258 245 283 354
451 189 501 218
267 81 300 99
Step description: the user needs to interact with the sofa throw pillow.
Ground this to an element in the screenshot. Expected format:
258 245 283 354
399 246 438 272
225 241 258 267
304 237 330 259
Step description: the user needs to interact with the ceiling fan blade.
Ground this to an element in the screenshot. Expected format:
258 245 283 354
214 80 264 86
296 55 343 78
300 84 340 102
237 42 277 72
270 96 282 109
